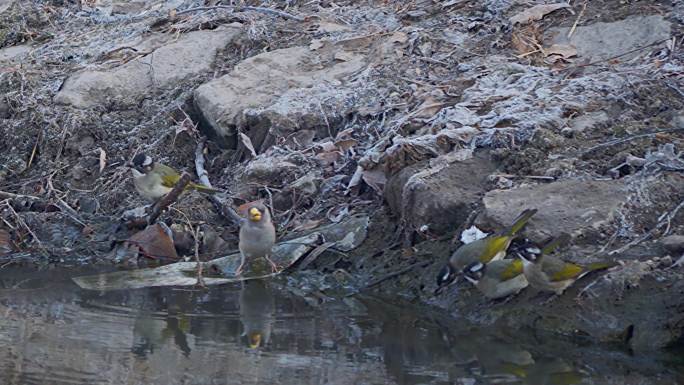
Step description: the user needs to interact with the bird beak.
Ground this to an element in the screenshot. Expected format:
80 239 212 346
249 208 262 222
248 333 262 348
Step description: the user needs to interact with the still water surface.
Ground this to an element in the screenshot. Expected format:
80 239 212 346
0 267 681 385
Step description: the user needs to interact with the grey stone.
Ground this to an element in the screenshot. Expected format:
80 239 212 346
660 235 684 254
0 0 14 13
546 15 671 63
478 179 627 242
193 45 366 150
385 151 495 235
55 27 241 108
0 45 31 62
561 110 611 136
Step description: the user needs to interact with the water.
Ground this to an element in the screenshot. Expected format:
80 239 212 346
0 267 681 385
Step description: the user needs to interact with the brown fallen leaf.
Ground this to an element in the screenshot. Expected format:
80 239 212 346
361 167 387 194
509 3 570 25
127 224 178 260
0 229 13 255
545 44 578 63
293 219 323 232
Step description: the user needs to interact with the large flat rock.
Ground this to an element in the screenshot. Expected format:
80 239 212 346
385 151 496 235
478 179 627 242
55 27 242 108
546 15 671 62
193 44 366 150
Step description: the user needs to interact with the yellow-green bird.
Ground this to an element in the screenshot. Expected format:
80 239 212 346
463 258 527 299
129 153 218 201
435 208 537 294
463 234 566 299
518 234 617 295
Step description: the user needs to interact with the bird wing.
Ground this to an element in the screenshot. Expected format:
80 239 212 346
499 259 524 281
154 164 181 188
542 255 583 281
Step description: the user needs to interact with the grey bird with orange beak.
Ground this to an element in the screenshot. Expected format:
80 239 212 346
237 201 277 276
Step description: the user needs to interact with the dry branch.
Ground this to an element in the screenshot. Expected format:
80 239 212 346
175 5 305 22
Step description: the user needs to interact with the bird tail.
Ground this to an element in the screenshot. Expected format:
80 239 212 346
188 182 220 194
504 208 538 236
585 261 619 272
540 233 571 255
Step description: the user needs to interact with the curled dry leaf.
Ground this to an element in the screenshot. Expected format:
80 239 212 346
509 3 570 25
361 167 387 194
544 44 578 63
98 147 106 174
127 224 178 260
239 132 258 157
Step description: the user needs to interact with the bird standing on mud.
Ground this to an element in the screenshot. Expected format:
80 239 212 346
434 208 537 295
129 153 217 201
237 201 277 276
518 234 617 295
462 234 565 300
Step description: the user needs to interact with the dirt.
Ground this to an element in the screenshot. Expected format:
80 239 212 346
0 0 683 351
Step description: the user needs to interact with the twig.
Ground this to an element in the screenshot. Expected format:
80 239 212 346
609 199 684 255
560 34 683 71
193 226 205 288
194 139 242 225
567 1 587 39
127 173 191 227
581 128 683 158
175 5 305 21
357 260 431 292
490 174 556 181
0 191 40 201
4 201 42 247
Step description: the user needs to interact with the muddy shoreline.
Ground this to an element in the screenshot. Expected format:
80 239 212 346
1 0 683 351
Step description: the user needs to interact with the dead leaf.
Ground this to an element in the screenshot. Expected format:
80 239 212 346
334 51 356 62
239 133 258 157
127 224 178 260
509 3 570 25
327 205 349 223
315 151 341 166
316 140 338 153
388 31 408 44
545 44 577 63
316 20 351 33
361 167 387 194
98 148 106 173
309 39 325 51
334 138 358 152
0 229 13 255
293 219 323 232
297 241 337 270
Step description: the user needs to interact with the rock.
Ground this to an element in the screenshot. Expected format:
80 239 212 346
0 45 31 62
546 15 671 63
478 179 626 242
385 150 496 235
561 111 611 137
242 153 307 187
193 44 366 150
0 0 15 14
55 27 242 108
660 235 684 254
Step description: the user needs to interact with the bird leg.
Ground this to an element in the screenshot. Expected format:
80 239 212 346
235 255 246 277
265 255 279 273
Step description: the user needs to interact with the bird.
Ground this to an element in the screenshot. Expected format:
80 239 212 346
463 259 528 300
435 208 537 295
518 234 617 295
129 153 218 201
462 234 567 299
237 201 277 276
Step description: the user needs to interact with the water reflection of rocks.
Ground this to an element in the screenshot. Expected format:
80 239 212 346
0 268 679 385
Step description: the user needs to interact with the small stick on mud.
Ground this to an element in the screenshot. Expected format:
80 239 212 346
581 128 684 158
127 173 191 228
0 191 40 201
175 5 305 22
194 139 242 225
354 260 431 294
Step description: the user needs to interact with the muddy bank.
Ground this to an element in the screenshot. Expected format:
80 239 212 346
0 1 683 351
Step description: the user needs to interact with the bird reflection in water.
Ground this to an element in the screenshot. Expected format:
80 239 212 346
239 278 275 349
